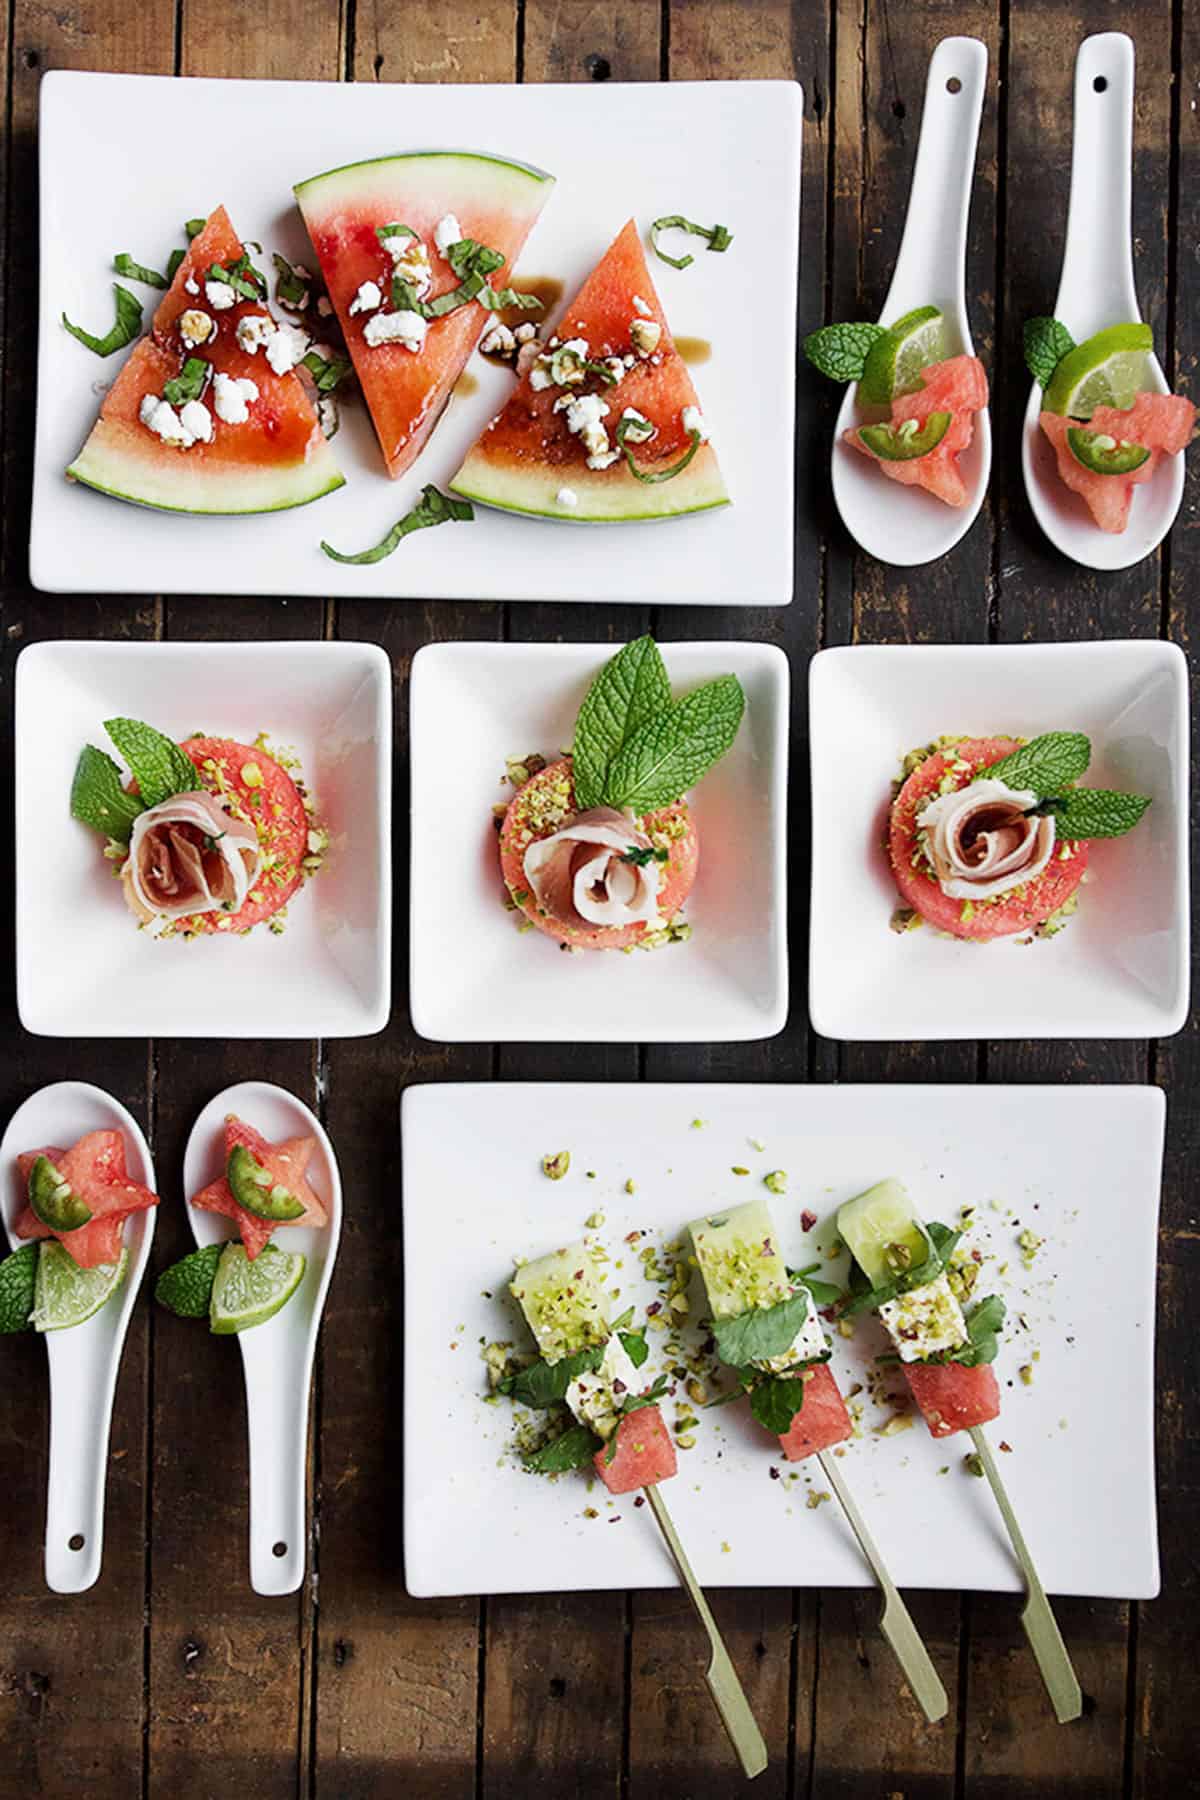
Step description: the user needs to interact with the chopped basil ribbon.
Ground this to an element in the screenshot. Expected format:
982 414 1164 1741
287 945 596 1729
620 844 668 867
62 284 143 357
166 248 186 283
207 253 267 301
391 238 527 322
650 214 734 271
113 253 168 289
162 356 211 407
321 483 474 566
478 285 544 314
184 217 207 241
301 348 352 393
615 417 703 485
375 222 417 244
272 251 311 308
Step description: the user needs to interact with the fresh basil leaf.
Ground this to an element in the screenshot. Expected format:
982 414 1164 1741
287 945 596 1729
62 284 143 358
185 217 207 241
804 321 885 383
162 356 211 407
616 417 704 485
572 636 672 812
302 348 353 393
478 285 544 313
945 1293 1007 1367
650 214 734 270
376 222 417 244
980 731 1091 798
69 745 145 842
500 1343 604 1408
446 238 505 283
103 717 203 807
618 1328 650 1369
748 1373 806 1435
391 273 424 313
1041 787 1152 840
207 253 266 301
272 251 311 309
604 675 745 814
797 1272 843 1307
113 253 168 289
844 1221 961 1317
1024 316 1076 389
711 1291 815 1368
321 483 474 566
523 1424 600 1474
166 248 186 283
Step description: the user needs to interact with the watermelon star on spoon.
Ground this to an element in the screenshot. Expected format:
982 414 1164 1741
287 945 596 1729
190 1114 328 1260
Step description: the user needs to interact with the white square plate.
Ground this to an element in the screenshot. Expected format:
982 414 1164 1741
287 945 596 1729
32 72 801 606
809 641 1190 1041
16 640 391 1037
402 1082 1163 1599
409 641 789 1041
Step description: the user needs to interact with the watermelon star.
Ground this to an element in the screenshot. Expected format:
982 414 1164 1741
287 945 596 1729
190 1114 328 1260
14 1129 159 1269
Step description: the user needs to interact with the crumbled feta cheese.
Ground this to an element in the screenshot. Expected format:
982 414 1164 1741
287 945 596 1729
235 312 276 354
530 364 554 391
363 309 427 353
211 371 260 424
587 449 620 470
433 213 463 257
879 1272 968 1362
750 1289 827 1374
604 356 626 384
565 1336 641 1440
184 277 200 296
632 295 652 317
556 486 578 509
630 317 662 357
138 393 194 448
204 280 237 312
264 322 309 376
514 322 538 344
316 294 334 317
555 390 616 469
682 404 709 442
178 399 214 444
178 309 214 350
620 406 655 444
388 239 433 299
480 322 516 357
348 280 384 317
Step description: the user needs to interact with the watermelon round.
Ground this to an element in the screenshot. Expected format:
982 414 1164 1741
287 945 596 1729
593 1404 677 1495
67 207 344 515
889 737 1088 941
1039 390 1197 534
904 1361 1000 1439
846 355 988 507
776 1363 853 1462
295 152 555 479
499 756 698 950
190 1114 327 1260
162 736 310 937
450 219 729 522
14 1131 158 1269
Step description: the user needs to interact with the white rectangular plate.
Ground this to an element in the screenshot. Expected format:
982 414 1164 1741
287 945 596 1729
809 641 1190 1041
402 1082 1163 1599
33 72 801 606
16 640 391 1037
409 641 788 1041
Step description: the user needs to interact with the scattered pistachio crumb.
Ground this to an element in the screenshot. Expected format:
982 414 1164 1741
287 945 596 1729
764 1170 788 1195
964 1453 984 1478
542 1150 571 1180
1019 1363 1034 1387
624 1178 636 1195
806 1490 832 1510
585 1211 605 1230
731 1166 750 1177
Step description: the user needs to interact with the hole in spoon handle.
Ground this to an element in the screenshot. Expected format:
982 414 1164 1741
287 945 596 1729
1056 34 1138 327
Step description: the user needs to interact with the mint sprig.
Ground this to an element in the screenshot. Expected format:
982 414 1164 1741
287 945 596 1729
1040 788 1151 840
69 745 146 843
804 322 886 384
113 253 168 290
104 717 203 808
572 636 672 811
977 731 1092 797
1024 316 1075 389
62 283 143 357
321 484 473 566
604 676 745 815
155 1244 222 1319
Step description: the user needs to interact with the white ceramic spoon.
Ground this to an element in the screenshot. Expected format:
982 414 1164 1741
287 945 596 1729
182 1080 341 1596
1021 32 1183 570
0 1080 156 1594
831 36 991 566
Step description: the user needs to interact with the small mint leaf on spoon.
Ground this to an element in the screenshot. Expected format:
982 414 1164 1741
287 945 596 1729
1024 317 1076 390
804 322 885 384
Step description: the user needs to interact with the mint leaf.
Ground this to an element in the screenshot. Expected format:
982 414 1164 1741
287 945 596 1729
185 217 207 241
62 283 143 357
154 1244 222 1319
711 1291 815 1367
650 215 734 271
1024 316 1075 389
321 484 473 566
604 675 745 813
572 636 672 812
794 1267 843 1307
69 745 146 842
0 1245 38 1334
113 253 168 289
804 322 885 383
162 356 210 407
748 1373 806 1435
945 1294 1006 1367
103 717 203 807
844 1221 961 1316
977 732 1091 797
1044 787 1151 840
523 1423 600 1474
499 1344 604 1408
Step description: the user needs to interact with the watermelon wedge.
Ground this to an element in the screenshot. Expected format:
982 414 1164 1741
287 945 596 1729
14 1132 159 1269
904 1361 1000 1439
593 1404 677 1495
776 1363 853 1462
450 219 729 522
846 354 988 507
295 152 555 478
1039 390 1197 533
67 206 344 514
190 1115 327 1260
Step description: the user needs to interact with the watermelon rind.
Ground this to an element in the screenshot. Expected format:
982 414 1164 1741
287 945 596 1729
67 426 345 515
449 451 730 523
294 148 554 211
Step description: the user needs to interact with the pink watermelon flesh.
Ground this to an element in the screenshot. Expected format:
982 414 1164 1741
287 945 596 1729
14 1131 158 1268
189 1114 327 1259
904 1361 1000 1439
593 1404 677 1494
777 1363 853 1462
1040 391 1197 533
846 354 988 507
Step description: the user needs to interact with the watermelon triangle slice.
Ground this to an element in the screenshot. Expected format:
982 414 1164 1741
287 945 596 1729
450 220 730 522
294 152 556 478
67 206 344 514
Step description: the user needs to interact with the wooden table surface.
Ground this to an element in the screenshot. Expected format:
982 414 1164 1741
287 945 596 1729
0 1 1195 1795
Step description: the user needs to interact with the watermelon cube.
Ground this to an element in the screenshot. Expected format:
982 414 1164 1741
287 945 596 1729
593 1404 677 1495
904 1361 1000 1439
777 1363 853 1462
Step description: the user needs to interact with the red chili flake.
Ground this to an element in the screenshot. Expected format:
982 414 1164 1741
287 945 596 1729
801 1210 817 1232
634 1495 645 1507
646 1301 662 1316
971 1248 983 1263
608 1516 621 1524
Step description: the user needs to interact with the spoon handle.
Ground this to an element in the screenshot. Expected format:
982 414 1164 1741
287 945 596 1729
241 1338 310 1595
1056 34 1138 331
43 1333 115 1592
968 1427 1082 1723
644 1485 769 1779
883 37 988 331
817 1452 948 1723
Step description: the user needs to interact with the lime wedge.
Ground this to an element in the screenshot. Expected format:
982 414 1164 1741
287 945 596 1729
31 1242 129 1332
1066 426 1151 475
859 411 952 461
1042 322 1153 418
209 1241 306 1335
859 306 945 405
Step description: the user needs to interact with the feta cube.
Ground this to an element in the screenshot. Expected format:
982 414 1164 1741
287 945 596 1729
879 1272 967 1362
177 399 214 444
565 1335 641 1440
363 309 427 353
204 279 237 312
235 313 276 354
178 309 214 349
433 213 464 257
348 280 383 317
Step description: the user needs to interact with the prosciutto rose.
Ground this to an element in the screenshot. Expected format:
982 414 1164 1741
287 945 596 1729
917 778 1055 901
122 789 261 923
524 807 664 931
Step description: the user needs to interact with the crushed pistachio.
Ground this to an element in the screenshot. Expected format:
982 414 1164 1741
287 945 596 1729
1019 1363 1034 1387
964 1452 984 1478
806 1490 832 1510
763 1170 788 1195
542 1151 571 1181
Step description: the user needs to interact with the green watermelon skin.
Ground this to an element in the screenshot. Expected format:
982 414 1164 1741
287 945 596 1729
776 1363 853 1462
593 1404 677 1494
904 1361 1000 1439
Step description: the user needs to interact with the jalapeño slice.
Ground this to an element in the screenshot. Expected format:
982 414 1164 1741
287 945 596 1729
28 1155 93 1233
858 411 952 461
226 1145 305 1222
1066 426 1152 476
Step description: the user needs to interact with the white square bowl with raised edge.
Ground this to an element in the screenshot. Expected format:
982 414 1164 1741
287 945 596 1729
401 1081 1164 1599
32 71 801 607
16 640 391 1038
808 640 1190 1042
409 640 789 1042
